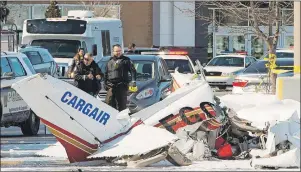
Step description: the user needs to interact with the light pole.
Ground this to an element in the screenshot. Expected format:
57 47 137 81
294 1 300 76
9 23 17 52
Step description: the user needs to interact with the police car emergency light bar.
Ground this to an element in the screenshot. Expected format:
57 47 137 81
141 50 188 55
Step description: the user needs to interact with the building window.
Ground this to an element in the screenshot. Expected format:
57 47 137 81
216 35 229 54
251 36 264 59
282 9 293 26
232 36 245 52
284 36 294 48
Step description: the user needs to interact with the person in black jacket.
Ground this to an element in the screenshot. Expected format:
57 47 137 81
104 44 137 111
74 53 103 96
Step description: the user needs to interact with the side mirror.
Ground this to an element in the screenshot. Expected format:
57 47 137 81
92 44 97 56
1 72 15 80
202 63 207 67
246 63 251 68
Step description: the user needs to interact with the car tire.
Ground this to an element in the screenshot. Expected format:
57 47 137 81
21 110 40 136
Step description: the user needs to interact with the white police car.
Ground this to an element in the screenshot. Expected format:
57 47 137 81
1 51 40 136
142 50 197 74
203 54 257 90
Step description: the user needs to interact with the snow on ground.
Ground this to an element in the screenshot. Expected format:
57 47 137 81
1 159 300 171
35 142 68 158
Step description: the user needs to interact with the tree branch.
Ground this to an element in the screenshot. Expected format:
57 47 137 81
250 1 268 42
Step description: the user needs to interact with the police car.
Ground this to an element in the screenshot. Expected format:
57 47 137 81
203 54 257 90
1 51 40 136
260 48 294 60
142 50 197 74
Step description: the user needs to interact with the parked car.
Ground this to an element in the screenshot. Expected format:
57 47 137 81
142 50 196 74
203 54 257 90
277 70 294 77
232 58 294 94
97 55 172 113
19 46 59 77
124 47 159 54
260 48 294 60
1 51 40 136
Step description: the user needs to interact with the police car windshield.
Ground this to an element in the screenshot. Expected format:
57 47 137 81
207 56 244 67
165 59 194 73
31 39 81 58
132 60 155 81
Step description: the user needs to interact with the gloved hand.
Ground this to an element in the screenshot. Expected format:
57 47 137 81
104 83 113 91
129 81 136 87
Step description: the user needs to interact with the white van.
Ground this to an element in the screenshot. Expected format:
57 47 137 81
22 10 123 79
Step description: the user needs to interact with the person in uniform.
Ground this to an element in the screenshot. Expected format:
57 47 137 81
104 44 137 111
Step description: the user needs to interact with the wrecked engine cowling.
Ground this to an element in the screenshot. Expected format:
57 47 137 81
170 96 266 161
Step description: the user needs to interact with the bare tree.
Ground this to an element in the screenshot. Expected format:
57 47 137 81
175 1 294 94
79 1 120 18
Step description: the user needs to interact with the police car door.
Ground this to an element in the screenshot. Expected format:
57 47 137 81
1 57 30 118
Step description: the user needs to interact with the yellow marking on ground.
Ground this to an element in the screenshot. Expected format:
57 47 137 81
1 160 23 166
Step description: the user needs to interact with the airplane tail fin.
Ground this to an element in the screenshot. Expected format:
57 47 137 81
12 74 133 163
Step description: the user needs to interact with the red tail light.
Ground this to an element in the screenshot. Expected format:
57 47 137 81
233 79 248 87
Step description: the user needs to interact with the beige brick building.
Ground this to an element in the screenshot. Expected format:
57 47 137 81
4 1 153 47
119 2 153 47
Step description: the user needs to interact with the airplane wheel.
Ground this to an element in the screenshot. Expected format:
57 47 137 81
21 110 40 136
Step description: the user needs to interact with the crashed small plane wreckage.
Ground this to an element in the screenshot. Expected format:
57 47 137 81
11 73 218 167
12 72 300 169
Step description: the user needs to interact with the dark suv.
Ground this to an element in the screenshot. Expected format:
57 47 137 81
97 55 172 113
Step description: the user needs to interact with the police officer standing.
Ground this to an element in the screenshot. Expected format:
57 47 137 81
74 53 103 96
104 44 137 111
